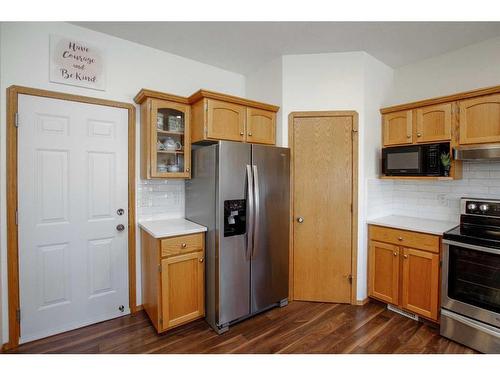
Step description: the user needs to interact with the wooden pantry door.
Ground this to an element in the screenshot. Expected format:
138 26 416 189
290 111 358 303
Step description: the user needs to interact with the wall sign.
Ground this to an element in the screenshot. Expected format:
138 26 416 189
50 35 106 91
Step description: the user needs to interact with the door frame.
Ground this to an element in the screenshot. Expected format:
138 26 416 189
288 111 359 305
3 86 137 350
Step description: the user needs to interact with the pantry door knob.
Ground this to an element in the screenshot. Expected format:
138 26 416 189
297 217 304 223
116 224 125 232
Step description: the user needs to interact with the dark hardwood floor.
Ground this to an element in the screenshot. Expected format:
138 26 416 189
5 301 476 354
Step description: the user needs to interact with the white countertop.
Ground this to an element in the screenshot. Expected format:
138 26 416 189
139 218 207 239
367 215 458 236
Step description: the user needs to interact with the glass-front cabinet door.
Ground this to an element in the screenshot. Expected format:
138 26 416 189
150 99 191 178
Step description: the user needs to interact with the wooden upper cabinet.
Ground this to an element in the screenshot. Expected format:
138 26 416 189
383 110 413 146
401 247 439 320
189 90 279 144
246 108 276 145
459 93 500 144
368 240 399 305
161 251 205 330
415 103 452 143
206 99 246 141
135 90 191 179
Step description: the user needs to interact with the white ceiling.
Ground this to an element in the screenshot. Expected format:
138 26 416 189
74 22 500 75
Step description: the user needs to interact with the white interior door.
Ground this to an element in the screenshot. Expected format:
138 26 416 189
18 94 130 343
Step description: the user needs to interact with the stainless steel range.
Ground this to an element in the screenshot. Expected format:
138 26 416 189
441 198 500 353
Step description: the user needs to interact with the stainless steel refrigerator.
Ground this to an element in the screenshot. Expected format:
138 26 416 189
186 141 290 333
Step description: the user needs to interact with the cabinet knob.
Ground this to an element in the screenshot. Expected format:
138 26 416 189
181 243 187 248
393 252 398 256
417 133 422 137
186 168 190 172
398 237 403 241
199 257 204 263
297 217 304 223
248 133 252 136
403 254 408 259
240 132 244 136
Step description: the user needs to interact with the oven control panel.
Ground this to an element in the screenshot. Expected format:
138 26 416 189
462 198 500 217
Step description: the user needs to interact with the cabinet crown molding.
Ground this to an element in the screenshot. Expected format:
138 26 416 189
135 88 280 113
380 83 500 114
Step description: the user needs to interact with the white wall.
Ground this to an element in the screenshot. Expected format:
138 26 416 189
0 21 245 344
245 57 283 145
387 35 500 105
279 52 394 300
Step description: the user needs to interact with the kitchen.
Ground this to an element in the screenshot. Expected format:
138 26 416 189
1 12 500 369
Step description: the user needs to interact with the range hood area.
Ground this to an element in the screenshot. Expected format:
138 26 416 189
454 143 500 160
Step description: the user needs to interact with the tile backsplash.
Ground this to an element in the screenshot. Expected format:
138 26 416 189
367 161 500 222
137 179 184 221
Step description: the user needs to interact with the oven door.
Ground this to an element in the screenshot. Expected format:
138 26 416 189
442 240 500 328
382 145 423 175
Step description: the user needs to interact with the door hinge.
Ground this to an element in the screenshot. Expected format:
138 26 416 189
16 309 21 323
15 210 18 225
15 112 19 128
158 264 162 273
347 274 353 284
350 203 353 213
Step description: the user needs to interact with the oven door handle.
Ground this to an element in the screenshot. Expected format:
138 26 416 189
441 309 500 337
443 239 500 255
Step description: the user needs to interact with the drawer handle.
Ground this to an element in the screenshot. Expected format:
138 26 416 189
398 237 403 241
199 257 204 263
181 243 187 248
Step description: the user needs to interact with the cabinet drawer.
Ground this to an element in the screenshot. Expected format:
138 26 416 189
369 225 439 253
161 233 204 258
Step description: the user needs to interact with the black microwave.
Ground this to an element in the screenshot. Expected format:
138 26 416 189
382 143 449 176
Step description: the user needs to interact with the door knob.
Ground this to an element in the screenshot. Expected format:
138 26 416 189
297 217 304 223
116 224 125 232
117 208 125 216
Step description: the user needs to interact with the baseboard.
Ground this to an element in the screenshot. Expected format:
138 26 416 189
353 298 370 306
1 341 14 352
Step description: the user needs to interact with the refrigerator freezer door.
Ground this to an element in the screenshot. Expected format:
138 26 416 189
250 145 290 313
218 141 252 326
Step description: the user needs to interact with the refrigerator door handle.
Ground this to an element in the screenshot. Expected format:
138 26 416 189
252 165 260 259
246 165 254 260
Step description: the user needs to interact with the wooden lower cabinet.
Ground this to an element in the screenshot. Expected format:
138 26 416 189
368 225 441 322
368 241 400 305
161 251 205 330
401 247 440 320
141 229 205 333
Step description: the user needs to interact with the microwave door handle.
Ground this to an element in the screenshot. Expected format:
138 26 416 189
246 165 254 260
252 165 260 259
